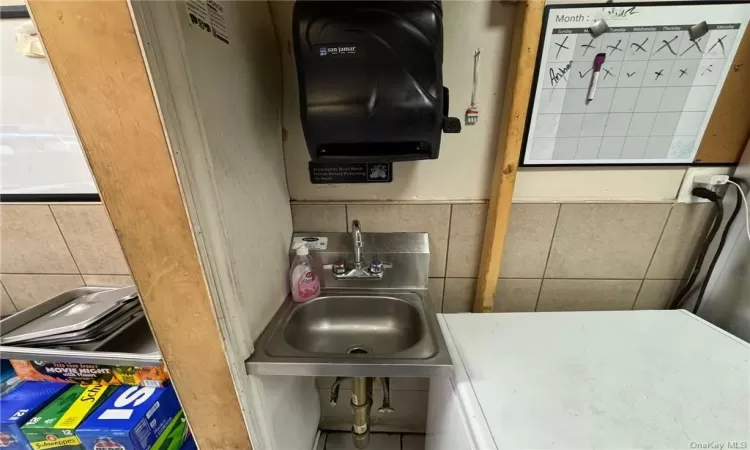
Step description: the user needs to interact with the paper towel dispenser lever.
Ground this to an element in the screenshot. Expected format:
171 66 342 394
293 0 460 163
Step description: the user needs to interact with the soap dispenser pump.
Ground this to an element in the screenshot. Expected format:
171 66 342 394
289 244 320 303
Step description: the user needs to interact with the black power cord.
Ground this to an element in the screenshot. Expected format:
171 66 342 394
691 178 746 314
668 187 724 310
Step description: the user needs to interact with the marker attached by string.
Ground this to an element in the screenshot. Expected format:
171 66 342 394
587 53 606 102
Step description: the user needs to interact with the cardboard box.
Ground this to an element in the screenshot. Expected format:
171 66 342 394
10 361 169 387
22 384 117 450
0 360 21 396
77 385 181 450
0 382 70 450
150 411 188 450
178 434 196 450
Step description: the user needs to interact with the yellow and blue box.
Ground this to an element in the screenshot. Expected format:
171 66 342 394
21 384 117 450
179 434 196 450
0 381 70 450
77 385 181 450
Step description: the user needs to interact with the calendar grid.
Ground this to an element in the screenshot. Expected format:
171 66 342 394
522 3 750 166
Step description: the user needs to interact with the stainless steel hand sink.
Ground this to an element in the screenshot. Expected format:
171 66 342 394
245 230 452 377
246 290 451 377
284 295 425 355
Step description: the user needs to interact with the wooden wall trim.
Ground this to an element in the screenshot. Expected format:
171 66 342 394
27 2 252 448
474 0 544 313
696 28 750 164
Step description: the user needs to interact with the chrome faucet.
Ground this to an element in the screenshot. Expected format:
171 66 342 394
352 220 364 267
328 220 390 280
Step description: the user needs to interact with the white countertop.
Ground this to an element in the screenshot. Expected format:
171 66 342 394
440 310 750 450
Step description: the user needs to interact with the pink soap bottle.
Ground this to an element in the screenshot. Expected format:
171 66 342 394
290 245 320 303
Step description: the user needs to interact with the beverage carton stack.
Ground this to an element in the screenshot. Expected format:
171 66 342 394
0 381 193 450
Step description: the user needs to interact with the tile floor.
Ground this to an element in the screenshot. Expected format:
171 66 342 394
317 432 425 450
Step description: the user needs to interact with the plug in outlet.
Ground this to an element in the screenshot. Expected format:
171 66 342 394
693 174 730 185
676 167 733 203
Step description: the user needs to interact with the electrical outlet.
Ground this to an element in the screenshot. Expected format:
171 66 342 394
676 166 734 203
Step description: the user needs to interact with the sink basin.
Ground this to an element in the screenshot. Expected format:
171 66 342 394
284 295 425 355
246 290 452 377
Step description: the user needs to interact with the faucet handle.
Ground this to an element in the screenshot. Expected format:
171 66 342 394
369 260 384 274
332 261 346 275
367 260 392 275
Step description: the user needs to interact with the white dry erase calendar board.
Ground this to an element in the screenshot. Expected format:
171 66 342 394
522 2 750 167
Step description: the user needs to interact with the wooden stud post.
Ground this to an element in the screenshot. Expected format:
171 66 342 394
473 0 544 313
27 2 253 448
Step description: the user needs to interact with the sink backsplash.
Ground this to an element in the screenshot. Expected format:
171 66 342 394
290 232 430 290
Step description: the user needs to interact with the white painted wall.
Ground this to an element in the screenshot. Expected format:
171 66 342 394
130 1 318 449
271 0 724 203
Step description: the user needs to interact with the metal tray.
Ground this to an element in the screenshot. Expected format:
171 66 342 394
0 287 162 366
70 313 146 351
18 302 143 345
24 310 145 346
1 286 138 344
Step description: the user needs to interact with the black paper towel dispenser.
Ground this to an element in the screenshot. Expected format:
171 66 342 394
293 0 461 162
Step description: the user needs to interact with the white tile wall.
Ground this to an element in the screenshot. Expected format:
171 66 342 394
0 203 131 311
291 201 710 313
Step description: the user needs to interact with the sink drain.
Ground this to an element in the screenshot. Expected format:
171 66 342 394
346 345 371 354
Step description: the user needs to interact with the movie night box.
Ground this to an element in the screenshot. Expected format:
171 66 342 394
77 385 181 450
0 382 70 450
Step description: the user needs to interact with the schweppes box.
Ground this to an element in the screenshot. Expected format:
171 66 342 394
0 382 70 450
21 384 117 450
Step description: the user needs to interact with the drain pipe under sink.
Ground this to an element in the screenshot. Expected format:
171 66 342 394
351 376 373 448
329 375 394 449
